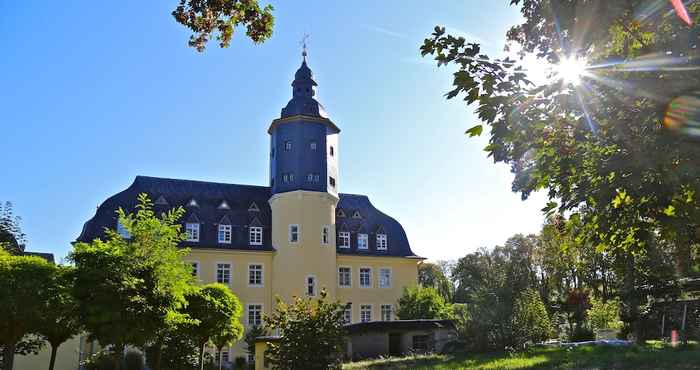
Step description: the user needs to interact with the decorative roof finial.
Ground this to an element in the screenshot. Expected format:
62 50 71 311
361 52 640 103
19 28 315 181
300 33 310 61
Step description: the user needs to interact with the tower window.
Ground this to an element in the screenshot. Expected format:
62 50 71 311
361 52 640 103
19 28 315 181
289 224 300 243
249 226 263 246
284 141 292 151
185 223 200 242
218 224 232 244
358 234 368 250
283 173 295 184
307 173 320 183
310 141 317 151
329 176 336 188
330 146 334 156
321 225 330 245
306 275 316 296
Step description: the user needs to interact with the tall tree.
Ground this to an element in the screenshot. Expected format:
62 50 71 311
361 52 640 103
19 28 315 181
0 202 25 255
35 265 81 370
422 1 700 340
70 194 193 370
184 284 243 370
172 0 274 52
418 262 454 302
0 251 54 370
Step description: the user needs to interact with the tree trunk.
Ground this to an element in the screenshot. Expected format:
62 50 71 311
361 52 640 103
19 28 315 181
198 342 205 370
153 343 163 370
623 253 642 344
3 342 16 370
114 343 124 370
48 342 59 370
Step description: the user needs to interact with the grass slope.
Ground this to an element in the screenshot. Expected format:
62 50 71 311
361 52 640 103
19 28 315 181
344 342 700 369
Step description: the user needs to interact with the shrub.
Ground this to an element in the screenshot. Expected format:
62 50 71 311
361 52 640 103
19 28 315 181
587 298 622 331
396 286 453 320
569 325 595 342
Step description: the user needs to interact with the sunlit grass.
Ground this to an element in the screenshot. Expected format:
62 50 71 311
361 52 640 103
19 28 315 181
343 341 700 369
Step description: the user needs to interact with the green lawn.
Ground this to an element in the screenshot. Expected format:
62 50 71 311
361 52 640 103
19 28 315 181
343 342 700 369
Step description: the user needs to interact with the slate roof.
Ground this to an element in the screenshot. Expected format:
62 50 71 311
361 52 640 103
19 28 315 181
77 176 419 258
23 251 55 264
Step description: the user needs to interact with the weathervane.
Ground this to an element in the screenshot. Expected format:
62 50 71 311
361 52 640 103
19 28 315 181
301 33 310 61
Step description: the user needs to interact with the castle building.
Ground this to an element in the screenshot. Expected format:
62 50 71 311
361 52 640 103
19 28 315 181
77 56 423 361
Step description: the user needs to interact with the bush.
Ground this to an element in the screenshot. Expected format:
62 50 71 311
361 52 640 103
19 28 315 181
587 298 622 331
569 325 595 342
396 286 453 320
234 356 247 368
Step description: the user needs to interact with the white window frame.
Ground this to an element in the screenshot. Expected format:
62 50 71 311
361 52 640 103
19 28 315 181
381 304 393 321
359 267 372 288
289 224 300 244
358 234 369 250
248 264 264 287
185 223 200 242
306 275 316 296
360 304 372 323
249 226 263 246
247 303 263 327
218 224 232 244
376 234 388 250
338 231 350 248
284 140 292 151
190 261 200 278
215 262 231 285
321 225 330 245
310 141 317 151
343 303 352 324
379 267 392 289
338 266 352 288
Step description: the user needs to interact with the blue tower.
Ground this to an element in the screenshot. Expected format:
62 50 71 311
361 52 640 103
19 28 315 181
269 54 340 197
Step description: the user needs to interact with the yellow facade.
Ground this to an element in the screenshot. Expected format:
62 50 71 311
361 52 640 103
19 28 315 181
184 191 421 361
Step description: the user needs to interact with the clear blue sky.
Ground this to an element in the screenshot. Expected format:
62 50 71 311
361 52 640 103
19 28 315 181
0 0 547 263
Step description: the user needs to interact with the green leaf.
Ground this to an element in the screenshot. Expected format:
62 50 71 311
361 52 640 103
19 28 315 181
662 205 676 217
465 125 483 137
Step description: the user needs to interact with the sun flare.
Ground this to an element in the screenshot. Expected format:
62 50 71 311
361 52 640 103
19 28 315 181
555 56 587 86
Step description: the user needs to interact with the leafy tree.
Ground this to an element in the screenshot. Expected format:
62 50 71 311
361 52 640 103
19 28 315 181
184 284 243 370
244 325 267 370
144 326 200 370
35 265 81 370
588 297 622 331
172 0 274 52
421 1 700 341
0 250 54 370
211 329 238 370
70 194 193 370
396 286 453 320
0 202 25 255
264 289 346 370
512 289 553 348
418 262 454 302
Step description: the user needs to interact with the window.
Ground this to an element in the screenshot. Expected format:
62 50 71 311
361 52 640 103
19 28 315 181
310 141 317 151
379 268 392 288
284 140 292 151
190 262 199 277
216 263 231 284
249 264 263 286
283 173 295 184
248 304 263 326
376 234 388 250
358 234 368 250
247 353 255 365
220 349 230 364
359 268 372 288
360 305 372 322
329 176 336 188
343 303 352 324
338 267 351 288
185 223 200 242
314 174 320 183
338 232 350 248
330 146 334 156
289 224 300 243
381 304 393 321
306 276 316 296
321 225 330 245
307 173 320 183
249 226 263 245
116 221 130 239
218 224 232 244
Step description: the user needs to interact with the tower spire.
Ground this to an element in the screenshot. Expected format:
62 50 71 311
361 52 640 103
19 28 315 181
300 34 309 62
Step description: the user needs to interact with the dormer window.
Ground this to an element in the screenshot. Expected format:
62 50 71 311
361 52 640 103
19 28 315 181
310 141 317 151
338 231 350 248
377 234 388 250
358 234 368 250
218 224 232 244
185 223 200 242
249 226 263 246
284 141 292 151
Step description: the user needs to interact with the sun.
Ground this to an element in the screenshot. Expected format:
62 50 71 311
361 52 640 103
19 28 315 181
555 56 587 86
